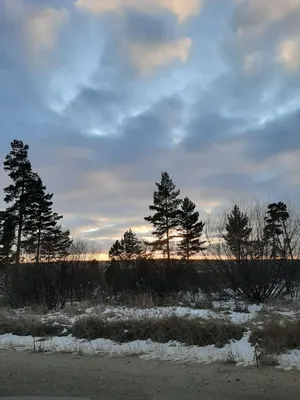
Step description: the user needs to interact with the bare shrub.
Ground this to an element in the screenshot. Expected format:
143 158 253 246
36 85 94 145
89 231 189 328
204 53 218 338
72 315 245 346
250 318 300 354
0 316 68 336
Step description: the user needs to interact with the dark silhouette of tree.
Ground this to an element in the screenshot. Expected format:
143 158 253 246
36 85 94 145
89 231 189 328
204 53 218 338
23 174 71 263
109 240 124 261
0 211 15 264
3 140 34 264
264 202 293 259
109 229 144 260
224 205 252 261
40 226 72 262
145 172 182 262
177 197 206 260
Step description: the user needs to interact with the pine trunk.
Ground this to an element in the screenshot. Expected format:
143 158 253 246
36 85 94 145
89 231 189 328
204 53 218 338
15 178 25 264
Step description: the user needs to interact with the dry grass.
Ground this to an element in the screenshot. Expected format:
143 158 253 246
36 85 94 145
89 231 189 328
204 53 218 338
0 307 15 318
0 316 68 337
250 318 300 354
121 293 156 309
190 299 214 310
62 302 93 316
72 315 246 347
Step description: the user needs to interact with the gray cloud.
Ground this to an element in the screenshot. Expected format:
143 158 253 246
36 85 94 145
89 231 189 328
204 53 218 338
121 11 177 43
245 108 300 161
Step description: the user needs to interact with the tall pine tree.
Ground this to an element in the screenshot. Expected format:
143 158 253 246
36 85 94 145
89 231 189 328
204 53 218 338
145 172 182 262
23 174 71 263
264 202 293 259
3 140 34 264
224 205 252 261
177 197 206 260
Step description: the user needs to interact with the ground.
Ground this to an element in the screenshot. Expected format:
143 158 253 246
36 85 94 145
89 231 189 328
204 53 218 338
1 349 300 400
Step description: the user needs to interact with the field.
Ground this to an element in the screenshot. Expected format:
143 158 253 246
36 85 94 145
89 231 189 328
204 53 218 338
1 292 300 369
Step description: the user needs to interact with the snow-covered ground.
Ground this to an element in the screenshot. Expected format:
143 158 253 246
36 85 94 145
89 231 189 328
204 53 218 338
16 302 263 326
1 300 300 369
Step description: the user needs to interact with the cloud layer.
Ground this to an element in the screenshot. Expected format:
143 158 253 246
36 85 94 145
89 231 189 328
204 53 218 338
1 0 299 256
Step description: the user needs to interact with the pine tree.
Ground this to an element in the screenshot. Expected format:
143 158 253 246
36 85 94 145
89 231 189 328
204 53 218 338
224 205 252 261
177 197 206 260
40 225 72 262
121 229 144 259
264 202 293 259
109 240 124 261
0 211 15 264
145 172 182 262
22 174 69 263
3 140 36 263
109 229 144 260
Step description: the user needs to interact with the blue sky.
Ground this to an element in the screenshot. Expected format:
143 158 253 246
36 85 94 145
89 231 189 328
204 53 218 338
1 0 300 256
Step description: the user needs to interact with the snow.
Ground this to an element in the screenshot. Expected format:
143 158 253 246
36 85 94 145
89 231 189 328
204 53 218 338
279 350 300 370
0 331 255 365
9 302 262 327
86 305 259 324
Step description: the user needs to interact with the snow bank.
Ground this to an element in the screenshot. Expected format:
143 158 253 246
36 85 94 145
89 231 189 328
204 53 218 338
0 331 255 365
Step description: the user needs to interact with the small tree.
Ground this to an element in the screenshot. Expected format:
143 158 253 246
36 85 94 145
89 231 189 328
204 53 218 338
109 240 124 261
145 172 182 262
177 197 206 260
224 205 252 261
109 229 144 260
3 140 34 264
0 211 15 264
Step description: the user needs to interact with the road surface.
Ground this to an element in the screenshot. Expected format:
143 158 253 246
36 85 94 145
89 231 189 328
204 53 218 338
1 349 300 399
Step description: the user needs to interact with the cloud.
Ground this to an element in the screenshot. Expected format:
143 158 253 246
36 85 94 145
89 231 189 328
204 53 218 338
278 37 300 71
1 0 300 258
75 0 204 22
245 108 300 161
25 7 69 55
233 0 300 37
109 10 193 74
1 0 69 66
126 37 192 74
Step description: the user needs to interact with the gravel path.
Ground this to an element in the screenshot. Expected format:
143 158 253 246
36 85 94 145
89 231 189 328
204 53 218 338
1 350 300 399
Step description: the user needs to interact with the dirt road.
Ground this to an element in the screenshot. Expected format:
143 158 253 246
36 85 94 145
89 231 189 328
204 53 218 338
1 350 300 399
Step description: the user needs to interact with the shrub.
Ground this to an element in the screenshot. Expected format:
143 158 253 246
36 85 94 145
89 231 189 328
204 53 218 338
72 315 246 347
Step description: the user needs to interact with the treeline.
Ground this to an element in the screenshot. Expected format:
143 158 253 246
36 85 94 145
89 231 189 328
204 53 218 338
1 140 300 308
0 140 72 264
109 171 299 262
109 173 206 261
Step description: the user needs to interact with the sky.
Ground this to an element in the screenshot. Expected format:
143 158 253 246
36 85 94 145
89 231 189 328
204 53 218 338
0 0 300 258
